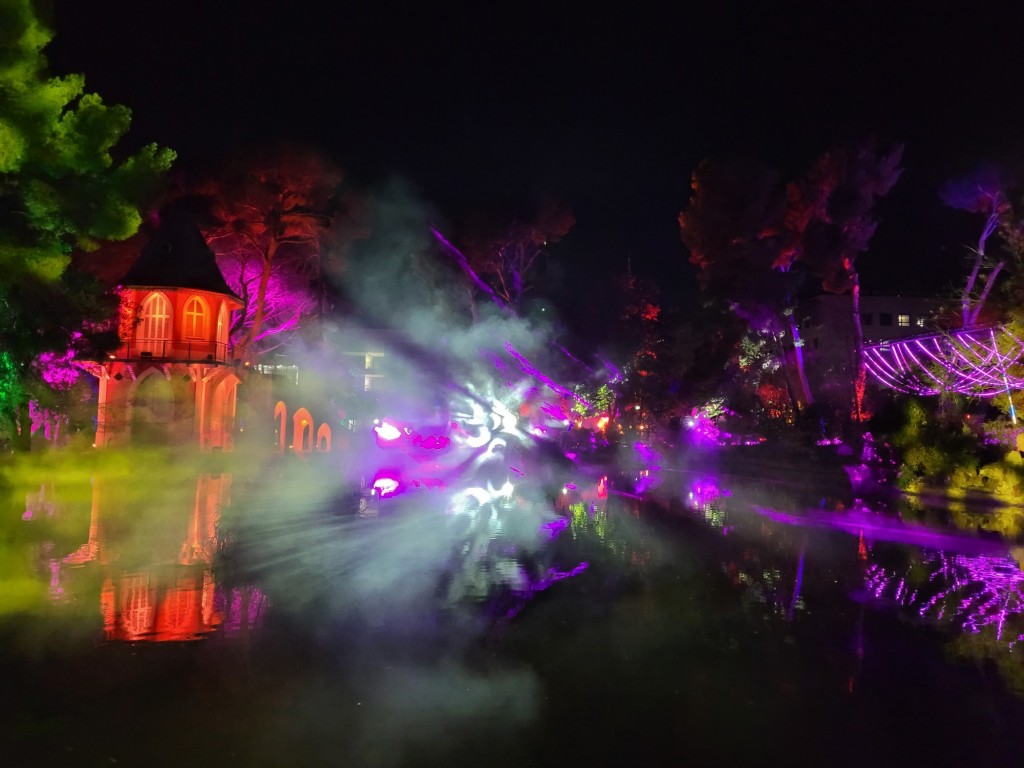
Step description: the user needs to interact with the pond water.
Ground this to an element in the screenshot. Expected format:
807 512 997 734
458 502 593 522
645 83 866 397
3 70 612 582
3 448 1024 767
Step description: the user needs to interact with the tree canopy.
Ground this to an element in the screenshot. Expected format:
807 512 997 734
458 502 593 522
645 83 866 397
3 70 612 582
0 0 175 445
679 140 902 421
940 163 1024 326
176 144 352 359
456 195 575 314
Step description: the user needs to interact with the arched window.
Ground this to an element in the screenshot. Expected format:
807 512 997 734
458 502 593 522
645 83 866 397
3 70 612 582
159 582 197 638
274 401 287 452
316 423 332 452
292 408 314 453
138 292 171 354
217 301 230 347
183 295 209 339
121 573 154 638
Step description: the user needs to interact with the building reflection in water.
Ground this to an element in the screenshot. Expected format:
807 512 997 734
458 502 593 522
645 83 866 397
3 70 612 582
38 468 266 643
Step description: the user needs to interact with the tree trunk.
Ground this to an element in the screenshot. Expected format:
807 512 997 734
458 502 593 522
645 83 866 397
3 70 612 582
962 211 999 326
774 334 802 417
9 401 31 452
969 260 1005 326
851 276 867 427
242 244 277 360
787 313 814 406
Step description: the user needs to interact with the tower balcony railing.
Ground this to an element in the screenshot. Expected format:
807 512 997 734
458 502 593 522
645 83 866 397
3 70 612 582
108 339 235 364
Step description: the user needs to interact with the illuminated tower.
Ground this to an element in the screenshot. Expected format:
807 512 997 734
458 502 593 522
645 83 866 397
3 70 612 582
83 210 244 450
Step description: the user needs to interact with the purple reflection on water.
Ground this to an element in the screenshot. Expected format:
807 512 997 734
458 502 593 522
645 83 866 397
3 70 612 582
633 441 658 464
687 479 727 509
502 561 589 620
754 504 1024 646
635 474 657 495
753 505 1011 557
215 586 269 636
864 551 1024 645
540 517 569 540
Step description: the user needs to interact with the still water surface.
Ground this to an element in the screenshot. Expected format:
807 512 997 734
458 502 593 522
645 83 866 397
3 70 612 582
3 450 1024 767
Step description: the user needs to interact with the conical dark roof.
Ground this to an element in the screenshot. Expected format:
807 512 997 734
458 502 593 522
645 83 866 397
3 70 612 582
120 209 240 300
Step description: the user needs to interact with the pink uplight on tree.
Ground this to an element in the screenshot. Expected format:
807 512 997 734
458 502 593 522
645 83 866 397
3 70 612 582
216 251 318 353
35 348 81 390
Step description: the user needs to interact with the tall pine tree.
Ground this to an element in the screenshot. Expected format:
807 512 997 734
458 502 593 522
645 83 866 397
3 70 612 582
0 0 175 446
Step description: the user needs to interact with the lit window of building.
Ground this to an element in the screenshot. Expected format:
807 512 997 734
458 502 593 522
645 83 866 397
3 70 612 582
138 293 171 353
217 302 230 346
183 295 208 338
898 314 910 327
916 317 926 328
361 352 384 392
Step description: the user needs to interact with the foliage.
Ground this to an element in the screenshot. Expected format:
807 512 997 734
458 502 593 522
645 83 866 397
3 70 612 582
456 195 575 312
0 2 173 263
669 301 746 406
570 383 614 417
0 351 24 441
784 140 904 293
756 379 794 424
679 156 808 414
683 398 733 445
215 249 317 351
949 627 1024 698
891 398 990 492
610 268 676 419
679 141 902 426
680 156 792 324
0 0 174 444
178 144 354 359
0 248 121 446
939 164 1024 326
738 332 779 374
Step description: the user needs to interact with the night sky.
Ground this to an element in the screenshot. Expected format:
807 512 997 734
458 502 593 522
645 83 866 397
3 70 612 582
43 0 1024 310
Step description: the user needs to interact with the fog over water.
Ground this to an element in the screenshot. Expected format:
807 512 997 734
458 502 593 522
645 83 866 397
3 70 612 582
4 182 1024 766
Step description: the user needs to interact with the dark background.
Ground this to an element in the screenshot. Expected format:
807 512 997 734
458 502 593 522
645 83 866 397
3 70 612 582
42 0 1024 310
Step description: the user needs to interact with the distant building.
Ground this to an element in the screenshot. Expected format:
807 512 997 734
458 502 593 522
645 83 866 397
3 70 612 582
803 294 944 347
797 294 946 406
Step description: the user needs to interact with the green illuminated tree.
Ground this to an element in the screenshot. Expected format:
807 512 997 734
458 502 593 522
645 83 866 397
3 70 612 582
0 0 175 447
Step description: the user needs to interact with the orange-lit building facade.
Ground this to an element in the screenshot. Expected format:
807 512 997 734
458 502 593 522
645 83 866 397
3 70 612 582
57 472 234 642
81 210 244 450
45 464 268 643
56 211 265 641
